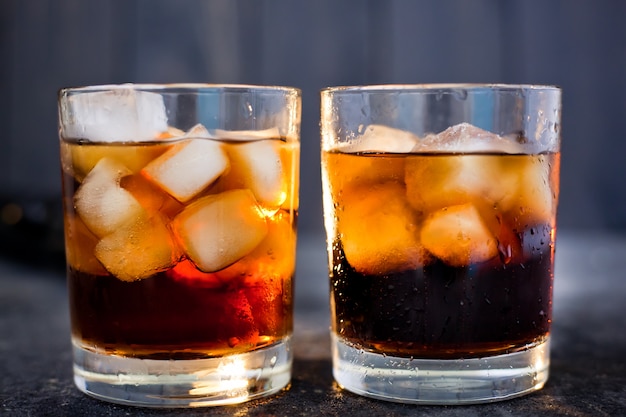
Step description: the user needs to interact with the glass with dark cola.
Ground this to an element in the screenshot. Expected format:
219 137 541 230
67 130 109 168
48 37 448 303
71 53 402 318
320 84 561 404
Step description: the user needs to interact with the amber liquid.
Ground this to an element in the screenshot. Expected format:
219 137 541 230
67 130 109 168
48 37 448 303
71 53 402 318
323 151 559 359
61 138 297 359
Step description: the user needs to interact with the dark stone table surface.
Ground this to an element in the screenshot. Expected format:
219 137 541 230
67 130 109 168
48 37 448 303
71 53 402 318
1 232 625 416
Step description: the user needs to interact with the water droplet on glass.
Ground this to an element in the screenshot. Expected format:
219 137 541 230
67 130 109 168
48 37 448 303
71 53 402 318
498 242 513 264
241 101 254 119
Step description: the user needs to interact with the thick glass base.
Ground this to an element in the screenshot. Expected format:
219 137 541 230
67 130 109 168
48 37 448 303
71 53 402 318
72 337 292 408
332 334 549 405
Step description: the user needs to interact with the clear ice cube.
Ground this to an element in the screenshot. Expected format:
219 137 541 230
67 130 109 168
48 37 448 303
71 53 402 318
61 88 168 142
405 154 508 214
497 154 555 227
341 124 420 153
420 203 498 267
172 189 269 272
337 182 429 275
74 158 144 238
184 123 214 139
412 123 523 154
141 137 229 203
324 152 406 196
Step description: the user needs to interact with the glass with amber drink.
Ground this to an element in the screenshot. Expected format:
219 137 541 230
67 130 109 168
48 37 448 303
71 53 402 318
58 84 301 407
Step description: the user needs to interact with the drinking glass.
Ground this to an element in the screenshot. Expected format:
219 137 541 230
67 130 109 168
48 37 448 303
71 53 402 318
320 84 561 404
58 84 301 407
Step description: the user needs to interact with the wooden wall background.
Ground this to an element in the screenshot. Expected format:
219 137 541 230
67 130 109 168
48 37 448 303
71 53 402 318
2 0 626 236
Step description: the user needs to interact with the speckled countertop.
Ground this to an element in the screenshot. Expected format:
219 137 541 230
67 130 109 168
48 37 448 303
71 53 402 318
2 232 625 416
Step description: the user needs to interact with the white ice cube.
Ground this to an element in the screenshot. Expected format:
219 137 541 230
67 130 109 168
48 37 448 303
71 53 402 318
413 123 523 154
340 124 420 153
172 189 269 272
223 140 286 208
74 158 144 238
420 203 498 267
278 141 300 210
212 127 280 141
181 123 214 139
95 214 178 281
214 211 297 285
141 137 229 203
60 140 172 182
61 88 168 142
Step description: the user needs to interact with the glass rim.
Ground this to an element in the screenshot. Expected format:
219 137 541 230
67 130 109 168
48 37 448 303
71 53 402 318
59 83 301 97
321 83 561 95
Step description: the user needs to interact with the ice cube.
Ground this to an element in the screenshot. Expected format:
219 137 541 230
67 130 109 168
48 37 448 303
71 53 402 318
159 126 186 139
141 137 229 203
340 124 420 153
215 210 296 285
337 182 429 275
121 174 184 219
420 203 498 267
405 154 509 214
413 123 523 154
221 140 286 208
497 154 556 228
172 189 269 272
324 152 406 198
279 141 300 211
74 158 144 238
61 88 169 142
63 212 108 276
212 127 280 141
61 141 172 182
405 123 523 215
95 214 178 281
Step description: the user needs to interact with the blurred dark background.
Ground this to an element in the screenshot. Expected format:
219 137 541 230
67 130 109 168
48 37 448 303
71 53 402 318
1 0 625 269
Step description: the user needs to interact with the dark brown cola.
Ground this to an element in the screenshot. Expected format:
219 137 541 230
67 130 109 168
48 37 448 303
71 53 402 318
330 223 554 359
